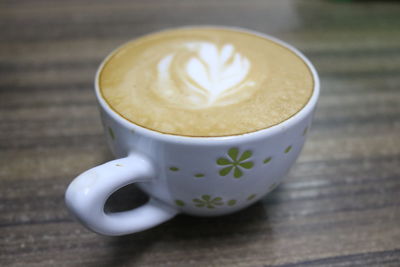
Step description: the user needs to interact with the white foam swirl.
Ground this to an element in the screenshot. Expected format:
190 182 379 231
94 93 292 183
156 42 255 108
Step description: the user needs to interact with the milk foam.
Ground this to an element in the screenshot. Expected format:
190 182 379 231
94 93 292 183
156 42 255 109
100 27 314 137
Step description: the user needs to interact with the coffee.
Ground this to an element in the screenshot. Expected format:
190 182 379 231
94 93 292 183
100 27 313 137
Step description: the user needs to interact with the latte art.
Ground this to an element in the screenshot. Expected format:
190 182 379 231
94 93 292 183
156 42 256 108
100 27 314 136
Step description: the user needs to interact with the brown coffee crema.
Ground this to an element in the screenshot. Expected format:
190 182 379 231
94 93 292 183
100 27 314 137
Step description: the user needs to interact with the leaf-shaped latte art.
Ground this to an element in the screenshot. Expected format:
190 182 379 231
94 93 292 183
156 42 254 108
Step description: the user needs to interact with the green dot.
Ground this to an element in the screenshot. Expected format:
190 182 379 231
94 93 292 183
194 173 204 178
130 129 135 134
284 145 292 153
227 199 237 206
169 167 179 171
175 200 185 207
247 194 256 201
263 157 272 164
108 127 115 140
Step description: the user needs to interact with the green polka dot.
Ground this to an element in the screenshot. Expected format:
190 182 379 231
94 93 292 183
169 167 179 171
108 127 115 140
175 200 185 207
263 157 272 164
247 194 256 201
130 129 135 134
284 145 292 153
194 173 204 178
227 199 237 206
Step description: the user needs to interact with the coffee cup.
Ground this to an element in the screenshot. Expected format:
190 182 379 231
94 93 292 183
65 26 320 236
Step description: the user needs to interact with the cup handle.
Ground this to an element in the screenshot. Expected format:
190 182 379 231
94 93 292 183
65 154 178 236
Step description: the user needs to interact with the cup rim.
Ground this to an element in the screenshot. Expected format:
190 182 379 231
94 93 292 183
95 25 320 144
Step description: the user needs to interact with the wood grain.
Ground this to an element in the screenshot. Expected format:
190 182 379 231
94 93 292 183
1 0 400 266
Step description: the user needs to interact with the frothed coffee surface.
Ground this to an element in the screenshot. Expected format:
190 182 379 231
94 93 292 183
100 27 313 136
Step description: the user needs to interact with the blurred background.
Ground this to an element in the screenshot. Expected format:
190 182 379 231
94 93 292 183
1 0 399 266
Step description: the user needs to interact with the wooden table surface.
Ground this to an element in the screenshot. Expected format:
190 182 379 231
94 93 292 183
1 0 400 266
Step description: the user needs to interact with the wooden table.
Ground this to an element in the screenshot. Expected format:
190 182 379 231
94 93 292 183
1 0 400 266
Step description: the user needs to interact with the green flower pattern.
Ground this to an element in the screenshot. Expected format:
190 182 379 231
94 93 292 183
217 148 254 178
193 195 224 209
171 129 304 208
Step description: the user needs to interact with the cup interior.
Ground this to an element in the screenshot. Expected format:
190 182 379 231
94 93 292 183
95 26 320 144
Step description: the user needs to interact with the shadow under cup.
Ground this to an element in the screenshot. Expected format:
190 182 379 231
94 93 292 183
65 26 320 236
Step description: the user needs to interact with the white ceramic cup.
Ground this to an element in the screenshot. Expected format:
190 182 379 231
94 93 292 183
65 27 320 236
